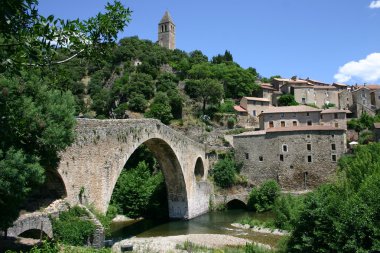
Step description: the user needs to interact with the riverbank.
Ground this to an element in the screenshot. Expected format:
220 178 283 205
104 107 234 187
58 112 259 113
112 234 271 253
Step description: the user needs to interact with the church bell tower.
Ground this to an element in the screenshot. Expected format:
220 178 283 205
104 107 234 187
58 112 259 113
158 11 175 50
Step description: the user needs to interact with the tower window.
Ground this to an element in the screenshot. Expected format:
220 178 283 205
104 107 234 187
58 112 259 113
331 143 336 151
307 155 312 163
307 143 312 151
332 154 337 162
282 144 288 152
280 154 284 161
307 120 312 126
306 112 310 116
281 121 285 127
259 156 263 162
245 153 249 159
293 121 297 126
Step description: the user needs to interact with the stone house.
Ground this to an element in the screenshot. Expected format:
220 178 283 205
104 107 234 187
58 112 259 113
255 83 277 104
258 105 322 130
320 108 350 130
233 126 346 190
338 89 354 113
239 97 271 117
351 87 375 117
333 82 349 91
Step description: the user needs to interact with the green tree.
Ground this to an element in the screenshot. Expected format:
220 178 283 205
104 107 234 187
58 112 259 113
247 180 280 212
287 143 380 252
128 93 148 113
145 92 173 124
110 161 167 218
212 155 241 188
278 94 299 106
1 0 131 73
185 78 224 113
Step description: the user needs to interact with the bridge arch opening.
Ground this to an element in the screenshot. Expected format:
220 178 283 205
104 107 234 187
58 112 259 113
22 169 67 212
226 199 247 210
109 138 188 220
18 229 50 239
194 157 205 180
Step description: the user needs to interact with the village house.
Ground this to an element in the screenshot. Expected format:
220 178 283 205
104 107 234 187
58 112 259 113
233 104 348 190
258 105 321 130
233 126 346 190
238 97 271 117
351 87 375 117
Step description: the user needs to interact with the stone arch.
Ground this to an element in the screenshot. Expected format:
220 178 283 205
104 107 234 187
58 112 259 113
7 214 53 239
108 137 189 219
194 157 205 180
226 199 247 209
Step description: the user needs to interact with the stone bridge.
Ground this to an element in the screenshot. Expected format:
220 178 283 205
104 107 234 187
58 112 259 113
7 212 53 239
213 193 249 209
57 119 211 219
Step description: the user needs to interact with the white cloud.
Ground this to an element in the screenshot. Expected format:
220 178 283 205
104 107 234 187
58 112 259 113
369 0 380 8
334 53 380 83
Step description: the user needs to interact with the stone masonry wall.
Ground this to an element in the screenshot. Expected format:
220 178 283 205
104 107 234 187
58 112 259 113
234 130 346 190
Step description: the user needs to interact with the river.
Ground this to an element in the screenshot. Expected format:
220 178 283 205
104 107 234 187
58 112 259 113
109 209 283 248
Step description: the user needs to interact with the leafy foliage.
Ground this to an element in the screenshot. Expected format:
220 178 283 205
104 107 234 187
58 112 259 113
145 92 173 124
212 154 241 188
287 143 380 252
273 194 304 231
110 161 168 219
52 206 96 246
278 94 299 106
247 180 281 212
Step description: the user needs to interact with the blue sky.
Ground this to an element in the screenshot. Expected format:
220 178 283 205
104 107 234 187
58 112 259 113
38 0 380 84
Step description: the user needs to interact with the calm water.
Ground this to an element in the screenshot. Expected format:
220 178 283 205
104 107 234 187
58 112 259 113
110 210 283 247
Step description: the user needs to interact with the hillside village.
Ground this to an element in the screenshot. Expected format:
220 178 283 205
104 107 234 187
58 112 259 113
2 4 380 252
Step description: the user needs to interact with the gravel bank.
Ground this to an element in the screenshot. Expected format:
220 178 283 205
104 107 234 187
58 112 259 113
112 234 270 253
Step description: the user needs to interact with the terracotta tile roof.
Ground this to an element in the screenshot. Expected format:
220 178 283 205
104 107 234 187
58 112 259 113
234 130 267 137
333 82 348 87
321 109 351 114
244 97 271 102
313 86 337 90
261 84 276 91
260 105 321 114
266 125 345 133
273 78 310 84
374 123 380 129
233 105 247 112
303 79 330 86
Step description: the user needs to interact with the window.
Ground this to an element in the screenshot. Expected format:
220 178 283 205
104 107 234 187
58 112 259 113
307 143 312 151
293 121 297 126
259 156 263 162
165 24 168 31
280 154 284 161
282 144 288 152
307 134 311 139
306 112 310 116
307 120 312 126
334 113 338 119
320 114 323 119
335 122 339 128
302 98 306 104
307 155 312 163
245 153 249 159
332 154 337 162
281 113 285 118
331 143 336 150
281 121 285 127
269 121 274 128
252 110 256 116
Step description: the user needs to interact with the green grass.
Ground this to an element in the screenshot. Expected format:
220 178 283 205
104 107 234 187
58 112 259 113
175 241 276 253
238 217 276 230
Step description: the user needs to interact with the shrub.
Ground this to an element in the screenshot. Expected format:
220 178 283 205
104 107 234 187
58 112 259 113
52 206 96 246
359 130 374 144
227 116 236 129
212 156 240 188
128 93 148 112
219 99 236 113
273 194 305 231
248 180 280 212
278 94 298 106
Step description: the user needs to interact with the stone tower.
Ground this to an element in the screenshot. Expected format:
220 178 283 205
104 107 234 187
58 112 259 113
158 11 175 50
